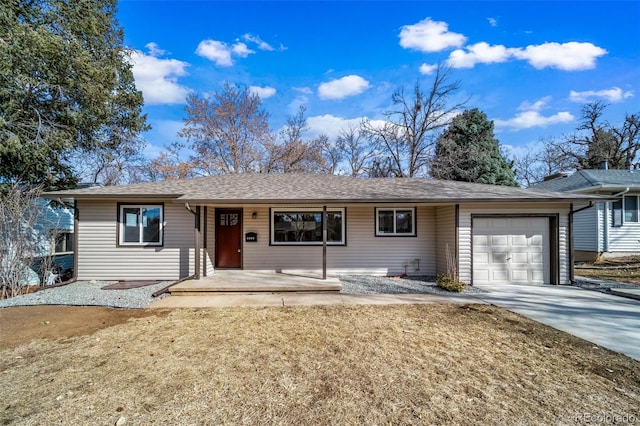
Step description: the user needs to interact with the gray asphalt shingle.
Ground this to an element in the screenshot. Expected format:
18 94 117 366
44 173 601 203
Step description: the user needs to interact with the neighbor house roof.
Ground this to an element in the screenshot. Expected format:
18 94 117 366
43 173 604 204
532 169 640 193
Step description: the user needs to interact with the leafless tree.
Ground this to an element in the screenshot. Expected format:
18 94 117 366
514 139 575 187
262 106 327 173
550 102 640 170
361 64 467 177
143 142 198 182
335 126 375 177
179 83 271 175
0 185 54 298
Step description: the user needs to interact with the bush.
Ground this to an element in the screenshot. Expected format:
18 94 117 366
436 275 466 293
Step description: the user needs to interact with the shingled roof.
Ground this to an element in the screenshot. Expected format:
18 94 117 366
44 173 602 204
532 169 640 193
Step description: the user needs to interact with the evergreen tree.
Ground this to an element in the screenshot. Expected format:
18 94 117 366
0 0 148 189
430 108 518 186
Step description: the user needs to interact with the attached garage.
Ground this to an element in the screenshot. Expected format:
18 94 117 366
472 216 555 285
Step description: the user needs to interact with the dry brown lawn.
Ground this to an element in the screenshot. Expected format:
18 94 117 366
576 256 640 285
1 304 639 425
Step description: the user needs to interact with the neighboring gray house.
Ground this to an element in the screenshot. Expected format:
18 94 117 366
32 198 75 282
533 169 640 261
44 173 599 286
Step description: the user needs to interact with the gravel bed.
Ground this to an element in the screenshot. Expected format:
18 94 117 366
572 276 640 294
0 281 170 309
0 275 484 309
339 275 485 295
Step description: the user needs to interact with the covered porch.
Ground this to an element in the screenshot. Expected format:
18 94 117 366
168 270 342 295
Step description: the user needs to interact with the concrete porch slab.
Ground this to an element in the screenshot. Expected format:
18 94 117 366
169 270 342 295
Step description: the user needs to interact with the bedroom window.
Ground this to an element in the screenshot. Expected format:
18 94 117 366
376 207 416 236
119 205 163 246
271 208 345 245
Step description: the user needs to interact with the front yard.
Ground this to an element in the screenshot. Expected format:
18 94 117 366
1 304 638 424
575 256 640 285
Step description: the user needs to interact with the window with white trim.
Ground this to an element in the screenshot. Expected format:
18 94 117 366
612 195 640 227
119 205 163 246
375 207 416 236
271 208 345 245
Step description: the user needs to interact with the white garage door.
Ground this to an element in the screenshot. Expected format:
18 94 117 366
473 217 550 285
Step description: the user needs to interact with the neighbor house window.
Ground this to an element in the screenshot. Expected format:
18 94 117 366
53 231 74 254
376 208 416 236
624 195 638 222
119 204 163 246
271 208 345 245
612 199 623 227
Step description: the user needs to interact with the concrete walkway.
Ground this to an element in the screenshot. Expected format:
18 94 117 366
149 292 471 308
469 284 640 361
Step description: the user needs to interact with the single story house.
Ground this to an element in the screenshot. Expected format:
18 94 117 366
532 169 640 261
44 173 600 286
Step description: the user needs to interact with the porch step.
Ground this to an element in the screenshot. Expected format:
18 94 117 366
168 272 342 295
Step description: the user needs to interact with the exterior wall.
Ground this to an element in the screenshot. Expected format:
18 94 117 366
573 202 599 251
458 203 571 285
76 200 195 281
234 204 437 276
434 205 457 277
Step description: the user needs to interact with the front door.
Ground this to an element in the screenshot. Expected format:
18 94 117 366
215 209 242 268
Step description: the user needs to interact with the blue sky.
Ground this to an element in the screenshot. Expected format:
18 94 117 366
117 1 640 160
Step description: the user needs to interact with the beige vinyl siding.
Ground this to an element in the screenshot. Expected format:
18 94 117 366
458 203 571 285
573 202 599 251
76 200 195 280
237 204 436 276
435 205 456 276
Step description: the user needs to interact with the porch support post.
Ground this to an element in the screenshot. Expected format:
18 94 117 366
195 205 201 280
322 205 327 280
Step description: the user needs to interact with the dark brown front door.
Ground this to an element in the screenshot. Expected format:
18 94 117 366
215 209 242 268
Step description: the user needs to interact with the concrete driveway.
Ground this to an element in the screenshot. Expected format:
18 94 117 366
470 284 640 361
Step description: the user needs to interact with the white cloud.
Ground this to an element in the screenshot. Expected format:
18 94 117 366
419 63 438 75
513 42 607 71
242 34 275 51
399 18 467 52
196 40 234 66
231 42 254 58
569 87 634 103
494 111 574 130
305 114 369 140
517 96 552 112
196 34 280 66
293 87 313 95
127 46 190 105
488 18 497 27
145 42 166 57
318 75 370 100
249 85 276 99
447 42 515 68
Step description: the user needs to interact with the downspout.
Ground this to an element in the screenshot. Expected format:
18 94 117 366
184 203 201 280
569 201 595 283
